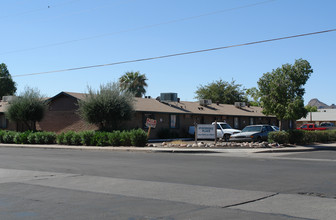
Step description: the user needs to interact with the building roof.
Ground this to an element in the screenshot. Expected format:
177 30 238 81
178 101 266 117
0 91 273 118
61 92 270 117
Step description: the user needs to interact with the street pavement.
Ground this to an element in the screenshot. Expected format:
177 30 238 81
0 143 335 219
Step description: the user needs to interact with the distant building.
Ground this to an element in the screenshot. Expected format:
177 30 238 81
297 109 336 127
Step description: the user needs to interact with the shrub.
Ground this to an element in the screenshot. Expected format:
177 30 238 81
287 129 305 145
71 132 82 145
14 131 32 144
327 130 336 142
42 132 56 144
63 131 76 145
0 130 7 143
93 132 110 146
34 132 45 144
268 131 289 144
27 132 36 144
120 130 132 146
2 131 16 143
130 129 147 147
56 132 65 145
79 131 95 146
108 131 121 146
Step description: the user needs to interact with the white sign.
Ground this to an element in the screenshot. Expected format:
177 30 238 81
197 124 216 139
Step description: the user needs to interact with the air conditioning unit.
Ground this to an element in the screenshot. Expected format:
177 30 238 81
160 93 178 102
234 102 246 108
2 96 16 103
199 99 212 106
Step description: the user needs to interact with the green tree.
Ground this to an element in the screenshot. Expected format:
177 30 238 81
5 87 46 131
246 87 261 106
305 105 318 112
119 71 148 97
258 59 313 130
0 63 16 98
78 82 135 131
195 79 247 104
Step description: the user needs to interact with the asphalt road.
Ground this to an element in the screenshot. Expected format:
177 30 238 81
0 146 335 219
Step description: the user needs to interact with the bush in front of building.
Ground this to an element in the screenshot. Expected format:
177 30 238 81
0 130 6 142
71 132 82 145
268 131 289 144
120 130 132 146
30 132 56 144
130 129 147 147
2 131 16 144
92 132 110 146
326 130 336 142
0 129 147 147
287 129 306 145
108 131 121 146
57 131 85 145
64 131 76 145
79 130 95 146
14 131 33 144
269 129 336 145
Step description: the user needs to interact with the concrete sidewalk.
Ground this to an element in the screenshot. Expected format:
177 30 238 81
1 142 336 154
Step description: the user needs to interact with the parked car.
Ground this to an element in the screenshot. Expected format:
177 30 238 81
213 122 241 141
271 126 280 131
297 123 327 131
320 122 335 127
230 125 275 142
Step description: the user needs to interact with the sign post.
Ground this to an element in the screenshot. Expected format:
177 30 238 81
195 123 198 145
214 120 217 146
145 118 157 138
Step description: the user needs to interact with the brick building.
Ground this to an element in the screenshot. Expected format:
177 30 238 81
1 91 283 138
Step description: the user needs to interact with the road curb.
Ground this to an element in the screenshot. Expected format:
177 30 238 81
0 143 335 154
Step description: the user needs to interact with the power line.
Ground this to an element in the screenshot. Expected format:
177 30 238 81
1 0 276 55
10 28 336 78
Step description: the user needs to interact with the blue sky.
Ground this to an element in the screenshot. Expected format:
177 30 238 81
1 0 335 105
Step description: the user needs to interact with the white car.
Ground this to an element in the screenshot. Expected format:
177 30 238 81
212 122 241 141
271 126 280 131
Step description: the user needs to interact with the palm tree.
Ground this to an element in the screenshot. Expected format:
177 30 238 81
119 71 148 97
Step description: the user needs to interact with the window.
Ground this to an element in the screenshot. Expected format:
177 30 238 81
234 117 239 129
250 117 254 125
0 115 7 129
170 114 179 128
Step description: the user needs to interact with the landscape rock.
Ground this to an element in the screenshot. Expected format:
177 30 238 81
198 143 205 148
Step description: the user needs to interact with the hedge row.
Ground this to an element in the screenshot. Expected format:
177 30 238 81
268 129 336 145
0 129 147 147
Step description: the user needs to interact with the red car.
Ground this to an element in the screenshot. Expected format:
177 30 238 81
297 123 327 131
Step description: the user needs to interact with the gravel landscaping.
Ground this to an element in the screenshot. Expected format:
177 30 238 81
147 141 286 149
